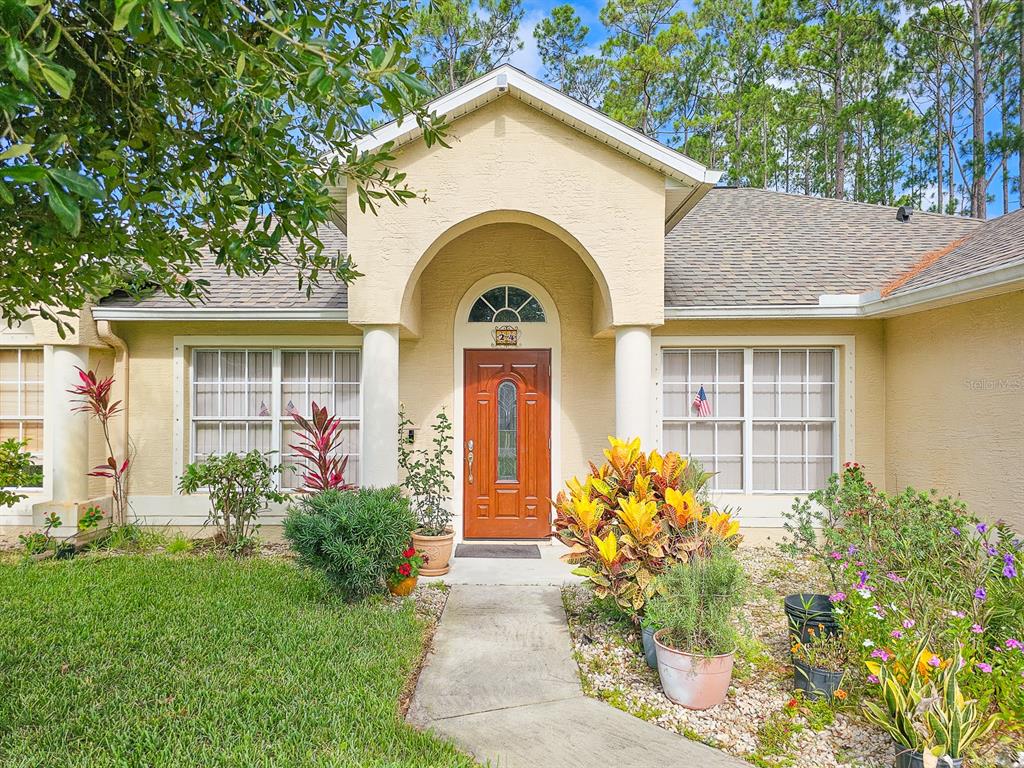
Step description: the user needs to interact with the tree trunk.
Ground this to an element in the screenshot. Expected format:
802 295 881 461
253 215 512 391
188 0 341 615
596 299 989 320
834 30 846 199
970 0 987 218
1002 83 1009 215
936 64 944 213
948 88 956 213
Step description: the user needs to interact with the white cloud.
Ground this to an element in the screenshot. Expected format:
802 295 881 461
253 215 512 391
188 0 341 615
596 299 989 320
509 10 545 78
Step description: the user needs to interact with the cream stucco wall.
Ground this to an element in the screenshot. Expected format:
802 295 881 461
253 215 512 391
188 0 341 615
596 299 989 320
398 222 615 509
114 320 363 498
884 291 1024 530
345 96 667 334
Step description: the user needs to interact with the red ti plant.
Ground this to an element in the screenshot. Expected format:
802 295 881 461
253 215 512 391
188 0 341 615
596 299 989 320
68 367 129 525
289 401 353 492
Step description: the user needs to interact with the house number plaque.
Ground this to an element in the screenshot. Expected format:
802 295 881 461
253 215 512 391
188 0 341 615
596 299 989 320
493 325 520 347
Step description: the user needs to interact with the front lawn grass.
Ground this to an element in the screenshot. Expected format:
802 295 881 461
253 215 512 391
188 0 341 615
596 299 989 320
0 555 474 768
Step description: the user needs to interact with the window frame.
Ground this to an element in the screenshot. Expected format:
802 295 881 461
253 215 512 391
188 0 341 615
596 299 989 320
659 345 840 495
0 347 45 490
188 346 362 490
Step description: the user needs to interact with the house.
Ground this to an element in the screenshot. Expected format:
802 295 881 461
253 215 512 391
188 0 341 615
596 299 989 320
2 66 1022 540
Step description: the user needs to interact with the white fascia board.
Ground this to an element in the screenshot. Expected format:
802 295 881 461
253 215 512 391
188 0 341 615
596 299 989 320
356 66 722 187
90 307 349 321
858 261 1024 317
665 304 865 319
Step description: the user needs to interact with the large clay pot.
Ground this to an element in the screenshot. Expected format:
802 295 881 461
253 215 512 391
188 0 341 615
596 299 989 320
654 629 734 710
389 576 418 597
411 528 454 576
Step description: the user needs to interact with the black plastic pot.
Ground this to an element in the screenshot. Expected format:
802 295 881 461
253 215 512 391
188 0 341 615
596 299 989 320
784 593 839 643
893 743 963 768
792 659 844 700
641 626 658 668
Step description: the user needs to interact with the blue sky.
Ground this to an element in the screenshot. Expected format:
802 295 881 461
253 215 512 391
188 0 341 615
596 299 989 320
503 1 1021 217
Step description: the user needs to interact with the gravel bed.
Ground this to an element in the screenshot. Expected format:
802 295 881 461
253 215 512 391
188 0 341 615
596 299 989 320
563 547 892 768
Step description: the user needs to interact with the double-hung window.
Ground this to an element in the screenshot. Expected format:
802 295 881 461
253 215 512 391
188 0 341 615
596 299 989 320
191 348 360 489
0 348 44 488
662 348 837 493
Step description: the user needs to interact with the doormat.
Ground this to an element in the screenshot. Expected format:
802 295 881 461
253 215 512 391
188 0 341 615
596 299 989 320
454 544 541 559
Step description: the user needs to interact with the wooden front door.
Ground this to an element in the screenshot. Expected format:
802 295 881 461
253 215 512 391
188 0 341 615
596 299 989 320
463 349 551 539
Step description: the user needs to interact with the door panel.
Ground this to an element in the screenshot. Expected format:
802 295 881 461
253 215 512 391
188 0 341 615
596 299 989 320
464 349 551 539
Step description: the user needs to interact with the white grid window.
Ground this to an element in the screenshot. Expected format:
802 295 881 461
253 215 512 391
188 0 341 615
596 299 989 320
190 348 360 489
0 348 44 487
662 348 837 493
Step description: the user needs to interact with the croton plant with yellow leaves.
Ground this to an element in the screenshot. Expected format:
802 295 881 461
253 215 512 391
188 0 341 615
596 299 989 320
554 436 742 615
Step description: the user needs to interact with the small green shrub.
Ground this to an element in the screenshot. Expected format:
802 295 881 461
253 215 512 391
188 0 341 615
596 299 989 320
1 438 37 508
283 487 416 601
101 524 168 552
645 545 745 657
178 451 285 554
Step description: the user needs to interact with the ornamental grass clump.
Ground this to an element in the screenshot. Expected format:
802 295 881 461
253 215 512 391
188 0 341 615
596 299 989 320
644 545 745 657
555 436 742 615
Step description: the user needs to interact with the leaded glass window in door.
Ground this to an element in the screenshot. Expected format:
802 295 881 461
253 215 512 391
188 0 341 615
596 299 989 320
496 380 518 481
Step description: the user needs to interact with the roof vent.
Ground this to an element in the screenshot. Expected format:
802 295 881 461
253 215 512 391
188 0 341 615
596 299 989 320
896 205 912 223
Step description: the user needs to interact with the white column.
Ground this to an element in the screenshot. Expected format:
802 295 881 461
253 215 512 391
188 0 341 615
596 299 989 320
360 325 400 488
614 326 654 447
48 345 91 503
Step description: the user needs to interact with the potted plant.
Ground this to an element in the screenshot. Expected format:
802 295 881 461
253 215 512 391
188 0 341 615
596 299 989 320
399 407 455 576
388 544 426 596
863 641 998 768
778 464 874 638
791 624 847 700
645 545 746 710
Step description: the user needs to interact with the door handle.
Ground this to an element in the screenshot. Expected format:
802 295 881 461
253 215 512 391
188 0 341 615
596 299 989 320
467 440 474 484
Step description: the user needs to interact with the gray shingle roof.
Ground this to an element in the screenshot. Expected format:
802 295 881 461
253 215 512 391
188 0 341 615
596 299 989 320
664 187 983 307
100 190 1018 312
884 207 1024 296
98 225 349 309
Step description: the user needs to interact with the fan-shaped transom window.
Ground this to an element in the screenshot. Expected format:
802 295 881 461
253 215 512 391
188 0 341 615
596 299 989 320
468 286 546 323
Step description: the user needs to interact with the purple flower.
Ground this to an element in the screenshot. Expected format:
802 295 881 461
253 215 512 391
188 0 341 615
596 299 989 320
891 630 904 639
847 544 857 555
977 523 988 534
975 662 992 674
871 649 892 661
971 624 984 634
867 673 880 684
902 619 916 629
1005 553 1016 565
928 656 941 668
1005 563 1018 579
986 545 998 556
951 526 962 536
829 592 846 603
829 551 842 560
856 570 870 588
974 587 987 601
950 611 966 619
1006 638 1023 650
885 572 907 584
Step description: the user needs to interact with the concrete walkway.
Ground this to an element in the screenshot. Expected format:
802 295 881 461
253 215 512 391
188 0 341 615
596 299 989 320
408 585 746 768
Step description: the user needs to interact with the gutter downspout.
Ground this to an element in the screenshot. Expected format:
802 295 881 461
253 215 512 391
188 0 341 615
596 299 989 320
96 319 129 523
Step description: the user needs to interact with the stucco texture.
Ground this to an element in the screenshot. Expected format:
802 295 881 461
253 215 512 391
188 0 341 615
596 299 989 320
884 291 1024 530
113 321 363 496
399 222 615 494
345 96 666 334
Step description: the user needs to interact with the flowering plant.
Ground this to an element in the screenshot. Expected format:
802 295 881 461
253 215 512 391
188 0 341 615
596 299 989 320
792 624 849 673
389 544 426 585
801 464 1024 728
555 436 742 616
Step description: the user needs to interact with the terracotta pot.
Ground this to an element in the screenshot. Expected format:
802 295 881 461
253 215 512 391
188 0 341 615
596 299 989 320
388 576 418 597
653 629 735 710
411 528 454 576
